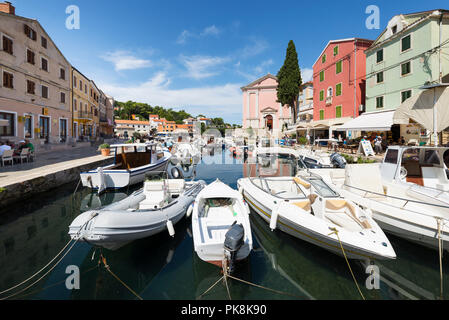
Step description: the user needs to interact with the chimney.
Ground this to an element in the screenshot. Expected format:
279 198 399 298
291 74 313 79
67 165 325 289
0 1 15 15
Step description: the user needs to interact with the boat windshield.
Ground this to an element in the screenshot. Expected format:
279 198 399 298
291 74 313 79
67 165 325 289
307 177 340 198
251 178 307 200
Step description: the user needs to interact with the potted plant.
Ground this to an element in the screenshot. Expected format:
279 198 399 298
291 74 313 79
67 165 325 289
98 143 111 156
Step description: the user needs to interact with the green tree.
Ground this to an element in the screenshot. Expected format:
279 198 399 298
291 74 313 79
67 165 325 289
277 40 302 123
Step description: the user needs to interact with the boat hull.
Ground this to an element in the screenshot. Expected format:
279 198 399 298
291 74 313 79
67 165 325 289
69 181 205 250
80 155 170 191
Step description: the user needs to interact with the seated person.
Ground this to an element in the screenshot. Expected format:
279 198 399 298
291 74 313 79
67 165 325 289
24 139 34 153
0 141 12 156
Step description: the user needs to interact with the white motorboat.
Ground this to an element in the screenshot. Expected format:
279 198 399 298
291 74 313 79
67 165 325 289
237 175 396 260
171 143 201 165
319 146 449 251
192 179 253 273
80 143 171 194
296 146 335 168
69 172 206 250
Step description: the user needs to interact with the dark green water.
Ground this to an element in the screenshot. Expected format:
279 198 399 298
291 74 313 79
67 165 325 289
0 149 448 300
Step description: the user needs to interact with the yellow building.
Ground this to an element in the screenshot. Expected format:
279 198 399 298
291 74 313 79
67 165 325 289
89 80 100 138
72 67 93 140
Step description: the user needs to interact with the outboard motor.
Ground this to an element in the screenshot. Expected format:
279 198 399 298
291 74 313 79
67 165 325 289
224 222 245 274
330 153 347 169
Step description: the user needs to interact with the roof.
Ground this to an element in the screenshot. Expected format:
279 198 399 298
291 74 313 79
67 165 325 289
241 73 278 90
115 120 150 125
367 9 449 52
313 38 374 67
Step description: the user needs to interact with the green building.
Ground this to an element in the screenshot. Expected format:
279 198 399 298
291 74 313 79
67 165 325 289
364 9 449 144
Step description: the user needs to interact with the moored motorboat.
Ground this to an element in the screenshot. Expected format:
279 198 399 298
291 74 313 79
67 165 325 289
192 179 253 273
170 143 201 165
237 175 396 261
69 172 206 250
80 143 171 194
318 146 449 251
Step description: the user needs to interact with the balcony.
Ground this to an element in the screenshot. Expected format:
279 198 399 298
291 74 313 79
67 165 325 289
76 111 93 120
325 96 333 106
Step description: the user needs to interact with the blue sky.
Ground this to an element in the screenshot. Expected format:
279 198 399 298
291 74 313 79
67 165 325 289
11 0 449 124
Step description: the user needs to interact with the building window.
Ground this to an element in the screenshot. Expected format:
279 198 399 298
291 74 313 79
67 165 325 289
24 24 37 40
39 116 50 140
319 70 325 82
85 85 87 94
322 54 326 63
0 112 15 137
41 57 48 71
376 96 384 109
401 35 411 52
41 85 48 99
24 115 33 139
319 90 324 101
376 49 383 63
336 106 342 118
401 61 411 76
26 80 35 94
401 90 412 103
2 35 13 55
333 46 339 56
80 80 82 89
336 60 342 74
60 92 66 103
327 87 333 97
26 49 35 65
392 25 398 35
41 36 47 49
376 72 384 83
336 83 342 96
74 99 77 111
60 68 65 80
74 76 77 87
319 110 324 120
3 71 13 88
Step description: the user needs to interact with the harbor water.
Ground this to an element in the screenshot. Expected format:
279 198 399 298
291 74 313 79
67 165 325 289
0 149 448 300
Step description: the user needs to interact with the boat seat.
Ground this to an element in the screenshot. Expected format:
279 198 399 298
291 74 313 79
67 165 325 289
325 200 371 230
140 180 169 210
294 177 311 189
292 200 311 211
167 179 185 194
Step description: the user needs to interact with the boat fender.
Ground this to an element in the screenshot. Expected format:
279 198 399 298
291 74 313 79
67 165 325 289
167 220 175 237
186 204 194 218
270 209 279 231
166 248 175 264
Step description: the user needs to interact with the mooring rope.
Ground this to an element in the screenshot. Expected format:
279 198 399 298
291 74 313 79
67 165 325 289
222 258 232 300
0 239 79 300
99 255 143 301
73 178 82 195
437 218 444 300
0 213 97 299
328 227 366 300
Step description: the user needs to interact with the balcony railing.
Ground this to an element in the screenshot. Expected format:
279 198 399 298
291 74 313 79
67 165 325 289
76 111 93 119
325 96 333 106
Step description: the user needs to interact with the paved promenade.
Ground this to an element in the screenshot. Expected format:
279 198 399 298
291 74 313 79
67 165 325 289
0 146 114 207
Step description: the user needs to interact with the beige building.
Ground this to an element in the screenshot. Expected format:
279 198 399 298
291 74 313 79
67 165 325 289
0 3 72 144
99 91 114 137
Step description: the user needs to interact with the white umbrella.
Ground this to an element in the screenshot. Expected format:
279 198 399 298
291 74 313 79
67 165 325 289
394 84 449 146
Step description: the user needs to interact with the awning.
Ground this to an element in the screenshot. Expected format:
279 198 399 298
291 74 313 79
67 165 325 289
394 85 449 133
335 110 395 131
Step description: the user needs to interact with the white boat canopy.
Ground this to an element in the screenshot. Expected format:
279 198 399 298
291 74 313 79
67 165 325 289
393 85 449 134
335 110 395 132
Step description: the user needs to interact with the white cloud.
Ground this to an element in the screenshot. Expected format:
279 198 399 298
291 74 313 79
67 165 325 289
176 25 222 44
101 51 152 71
200 25 221 36
254 59 274 74
301 67 313 82
98 72 243 120
238 38 269 58
180 55 230 79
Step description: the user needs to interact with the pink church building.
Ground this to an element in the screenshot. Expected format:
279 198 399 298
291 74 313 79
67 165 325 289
241 74 292 138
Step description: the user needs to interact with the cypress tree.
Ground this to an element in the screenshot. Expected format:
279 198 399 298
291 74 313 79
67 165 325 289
277 40 302 124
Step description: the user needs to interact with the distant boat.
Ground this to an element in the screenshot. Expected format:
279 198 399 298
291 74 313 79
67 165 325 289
80 143 171 193
192 179 253 274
